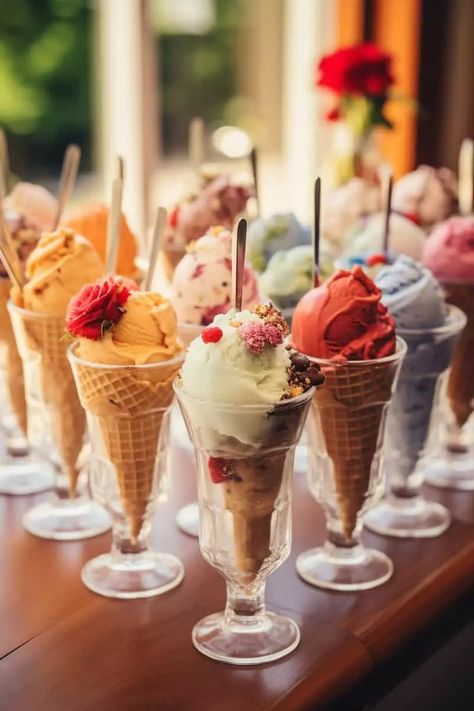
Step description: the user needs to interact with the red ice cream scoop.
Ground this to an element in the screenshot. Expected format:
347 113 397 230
291 266 396 360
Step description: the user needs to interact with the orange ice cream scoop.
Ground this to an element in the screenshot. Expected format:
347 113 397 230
63 203 138 277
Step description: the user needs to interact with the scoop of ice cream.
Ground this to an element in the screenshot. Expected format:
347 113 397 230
68 278 181 365
392 165 457 226
422 216 474 283
18 228 103 314
3 182 57 232
376 255 448 329
181 304 321 406
321 178 381 246
171 226 260 325
259 245 313 309
63 203 138 278
292 266 396 360
345 212 425 261
165 175 251 251
246 212 311 272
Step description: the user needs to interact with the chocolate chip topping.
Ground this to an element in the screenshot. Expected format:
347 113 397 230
283 349 324 399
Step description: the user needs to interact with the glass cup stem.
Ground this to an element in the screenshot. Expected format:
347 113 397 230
224 581 266 627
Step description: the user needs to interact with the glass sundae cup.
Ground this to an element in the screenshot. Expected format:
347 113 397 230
8 303 110 538
69 345 185 599
0 282 54 494
297 337 406 591
175 380 315 664
424 281 474 490
365 306 466 536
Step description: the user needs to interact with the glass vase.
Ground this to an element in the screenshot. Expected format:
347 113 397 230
365 306 466 537
424 281 474 490
296 338 406 591
175 379 314 665
69 344 185 599
8 302 110 538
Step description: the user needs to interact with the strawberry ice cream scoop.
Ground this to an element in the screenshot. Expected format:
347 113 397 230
291 266 396 360
422 216 474 284
171 227 260 325
165 175 251 250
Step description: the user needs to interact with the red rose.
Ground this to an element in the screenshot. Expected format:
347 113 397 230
317 43 394 97
66 276 137 340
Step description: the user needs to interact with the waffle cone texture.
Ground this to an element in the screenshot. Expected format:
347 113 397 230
10 309 84 494
73 358 180 540
444 284 474 428
313 359 398 542
0 280 27 434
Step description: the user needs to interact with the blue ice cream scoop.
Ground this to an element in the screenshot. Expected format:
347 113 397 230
246 212 311 272
376 256 457 490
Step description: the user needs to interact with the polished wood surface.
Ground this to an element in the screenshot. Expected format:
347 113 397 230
1 438 473 711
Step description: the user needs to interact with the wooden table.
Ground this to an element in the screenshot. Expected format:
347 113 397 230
1 439 473 711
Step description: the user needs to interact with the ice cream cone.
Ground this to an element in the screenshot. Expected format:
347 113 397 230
222 452 286 580
73 359 180 540
313 358 399 542
161 246 185 282
8 307 85 495
0 280 27 434
444 283 474 428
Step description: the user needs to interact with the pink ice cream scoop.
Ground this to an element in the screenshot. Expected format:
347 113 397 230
392 165 457 227
171 226 260 325
165 175 251 251
3 182 57 232
422 216 474 283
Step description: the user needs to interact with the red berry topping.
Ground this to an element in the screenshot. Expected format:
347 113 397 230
201 326 223 344
366 253 387 267
208 457 235 484
169 207 179 228
403 211 421 225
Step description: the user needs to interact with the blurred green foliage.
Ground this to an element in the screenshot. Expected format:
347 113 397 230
159 0 245 154
0 0 91 177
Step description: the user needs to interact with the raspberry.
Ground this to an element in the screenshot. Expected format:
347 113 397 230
208 457 234 484
366 253 387 266
201 326 223 343
169 207 179 228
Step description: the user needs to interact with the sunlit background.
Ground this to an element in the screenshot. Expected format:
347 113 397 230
0 0 472 243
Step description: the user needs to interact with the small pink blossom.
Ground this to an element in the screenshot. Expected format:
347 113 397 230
239 321 283 354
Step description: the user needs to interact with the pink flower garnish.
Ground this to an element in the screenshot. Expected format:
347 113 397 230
239 322 283 354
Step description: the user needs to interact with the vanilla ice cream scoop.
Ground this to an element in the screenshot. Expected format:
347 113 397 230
171 227 260 325
17 228 103 314
392 165 457 226
345 212 426 261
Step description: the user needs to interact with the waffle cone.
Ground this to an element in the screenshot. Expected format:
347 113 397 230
444 284 474 428
314 360 397 542
11 310 84 495
74 359 180 540
223 452 286 581
0 281 27 434
160 247 185 282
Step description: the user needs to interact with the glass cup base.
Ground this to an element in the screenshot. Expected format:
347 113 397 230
23 498 111 540
192 611 300 665
424 456 474 491
175 502 199 537
364 496 451 538
81 551 185 599
296 543 393 591
0 455 54 495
